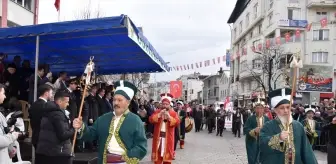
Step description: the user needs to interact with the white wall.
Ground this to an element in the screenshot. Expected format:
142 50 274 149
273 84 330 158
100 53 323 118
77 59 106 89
0 1 34 26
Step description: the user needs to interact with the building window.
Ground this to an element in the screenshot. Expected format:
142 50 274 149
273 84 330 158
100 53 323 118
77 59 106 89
268 12 273 26
254 3 258 19
278 54 293 68
316 12 327 22
312 52 328 63
208 80 211 87
252 59 262 69
11 0 32 11
240 61 247 72
246 13 250 27
239 21 243 33
289 0 299 3
288 8 301 20
190 89 193 94
313 29 329 41
258 24 262 34
234 28 237 39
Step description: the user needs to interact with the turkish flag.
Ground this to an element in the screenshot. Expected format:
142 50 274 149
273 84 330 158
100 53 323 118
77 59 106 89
257 44 262 51
266 39 270 48
217 57 221 63
285 33 291 42
295 29 301 38
54 0 60 11
320 17 328 28
223 96 230 109
199 62 202 67
176 66 179 71
276 36 281 45
196 63 199 68
170 81 182 98
191 63 194 69
251 46 256 52
306 23 312 31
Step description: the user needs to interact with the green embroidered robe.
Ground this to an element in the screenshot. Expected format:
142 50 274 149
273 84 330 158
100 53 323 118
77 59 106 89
243 115 270 164
259 119 317 164
79 111 147 164
301 119 318 145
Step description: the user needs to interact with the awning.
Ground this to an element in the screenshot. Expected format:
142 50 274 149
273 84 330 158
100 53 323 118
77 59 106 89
0 15 168 75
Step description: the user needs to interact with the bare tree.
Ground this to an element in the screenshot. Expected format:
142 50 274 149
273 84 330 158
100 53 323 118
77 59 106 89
74 0 104 20
242 44 291 96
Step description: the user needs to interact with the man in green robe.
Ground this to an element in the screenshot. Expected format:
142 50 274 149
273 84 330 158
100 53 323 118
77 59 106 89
244 96 270 164
259 88 317 164
73 80 147 164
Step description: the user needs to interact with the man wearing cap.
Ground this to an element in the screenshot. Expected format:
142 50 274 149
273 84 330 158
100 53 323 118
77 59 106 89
259 88 317 164
176 101 187 149
302 105 318 146
243 97 270 164
73 80 147 164
61 77 78 121
149 93 180 164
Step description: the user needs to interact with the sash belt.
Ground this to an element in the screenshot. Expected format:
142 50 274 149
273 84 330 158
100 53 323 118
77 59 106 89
106 153 125 164
160 132 166 138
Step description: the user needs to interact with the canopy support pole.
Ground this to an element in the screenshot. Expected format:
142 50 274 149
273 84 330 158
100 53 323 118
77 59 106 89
32 35 40 164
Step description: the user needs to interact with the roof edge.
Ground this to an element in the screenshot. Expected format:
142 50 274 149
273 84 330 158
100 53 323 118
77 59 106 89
227 0 251 24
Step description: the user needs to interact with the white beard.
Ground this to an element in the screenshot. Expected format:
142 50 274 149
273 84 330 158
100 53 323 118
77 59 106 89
278 115 292 128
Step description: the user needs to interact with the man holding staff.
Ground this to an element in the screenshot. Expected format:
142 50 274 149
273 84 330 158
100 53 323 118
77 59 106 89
73 80 147 164
259 88 317 164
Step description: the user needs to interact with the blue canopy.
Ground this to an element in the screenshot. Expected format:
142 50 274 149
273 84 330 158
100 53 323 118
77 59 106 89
0 15 168 75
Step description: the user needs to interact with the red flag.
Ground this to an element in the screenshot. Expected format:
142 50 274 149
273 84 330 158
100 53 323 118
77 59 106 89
257 44 262 51
196 63 199 68
306 23 312 31
295 29 301 38
251 46 256 52
223 96 230 109
222 55 226 62
170 81 182 98
54 0 60 11
204 61 207 67
243 48 247 55
187 64 189 70
320 17 328 28
207 60 210 66
276 37 281 45
199 62 202 67
236 51 240 58
176 66 179 71
191 64 194 69
183 65 186 70
266 39 270 48
180 66 183 70
217 57 221 63
285 33 291 42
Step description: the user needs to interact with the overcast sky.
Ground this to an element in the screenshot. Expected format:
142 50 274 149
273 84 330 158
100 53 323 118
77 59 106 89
39 0 235 82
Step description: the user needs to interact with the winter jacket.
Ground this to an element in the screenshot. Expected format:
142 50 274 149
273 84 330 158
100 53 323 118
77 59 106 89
0 112 18 164
36 101 75 157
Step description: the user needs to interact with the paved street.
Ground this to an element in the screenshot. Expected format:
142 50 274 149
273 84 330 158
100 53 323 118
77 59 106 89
140 129 327 164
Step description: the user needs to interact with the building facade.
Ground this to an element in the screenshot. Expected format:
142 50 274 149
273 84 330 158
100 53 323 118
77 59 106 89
202 74 220 105
147 81 170 102
227 0 336 106
1 0 37 27
177 73 207 102
219 71 230 101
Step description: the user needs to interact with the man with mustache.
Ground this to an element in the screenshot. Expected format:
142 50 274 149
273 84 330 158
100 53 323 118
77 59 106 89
149 93 180 164
73 80 147 164
259 88 317 164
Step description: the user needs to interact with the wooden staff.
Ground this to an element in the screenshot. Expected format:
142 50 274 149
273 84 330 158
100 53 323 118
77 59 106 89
71 57 94 155
287 52 302 131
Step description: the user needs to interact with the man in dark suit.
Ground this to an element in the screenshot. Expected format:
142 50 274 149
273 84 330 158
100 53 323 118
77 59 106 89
104 91 113 112
96 88 107 116
61 78 78 121
29 84 53 158
28 65 51 104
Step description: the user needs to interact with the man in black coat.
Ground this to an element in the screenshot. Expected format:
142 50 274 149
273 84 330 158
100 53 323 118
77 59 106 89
61 78 78 121
28 65 51 104
36 91 75 164
96 88 107 116
29 84 53 149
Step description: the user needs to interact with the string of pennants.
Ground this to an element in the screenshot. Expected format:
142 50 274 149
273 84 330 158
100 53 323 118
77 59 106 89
231 17 330 61
167 17 330 71
168 55 230 72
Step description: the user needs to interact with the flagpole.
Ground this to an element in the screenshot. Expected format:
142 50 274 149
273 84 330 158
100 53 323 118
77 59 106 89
57 0 61 22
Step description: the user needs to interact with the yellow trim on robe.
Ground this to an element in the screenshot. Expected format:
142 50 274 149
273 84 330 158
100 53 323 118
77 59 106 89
268 134 286 152
169 116 177 126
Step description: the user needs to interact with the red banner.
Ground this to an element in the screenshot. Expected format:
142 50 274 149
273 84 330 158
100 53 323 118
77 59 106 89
170 81 182 98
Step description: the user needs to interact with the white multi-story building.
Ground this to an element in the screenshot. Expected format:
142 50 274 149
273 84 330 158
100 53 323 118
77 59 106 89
147 81 170 102
177 73 208 102
227 0 336 106
1 0 37 27
219 70 230 101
